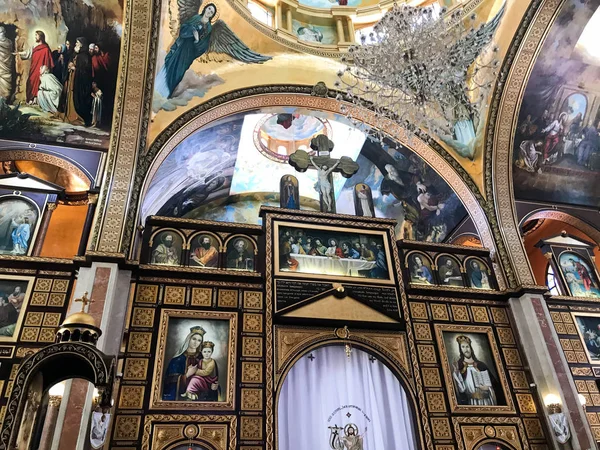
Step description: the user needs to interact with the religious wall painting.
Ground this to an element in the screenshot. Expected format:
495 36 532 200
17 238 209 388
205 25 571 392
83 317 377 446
151 309 237 410
512 1 600 208
0 275 33 342
292 19 337 45
0 195 40 256
558 251 600 298
465 257 492 290
152 0 272 114
275 222 393 283
149 229 184 267
436 254 465 287
0 0 122 148
224 235 256 271
280 175 299 210
0 161 16 174
572 312 600 365
406 251 435 285
353 183 375 218
435 325 514 414
189 232 221 268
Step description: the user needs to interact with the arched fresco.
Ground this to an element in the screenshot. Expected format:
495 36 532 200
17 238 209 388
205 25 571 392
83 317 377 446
142 107 468 242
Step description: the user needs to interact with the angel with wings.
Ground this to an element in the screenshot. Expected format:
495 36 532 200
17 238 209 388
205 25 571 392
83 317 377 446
155 0 272 99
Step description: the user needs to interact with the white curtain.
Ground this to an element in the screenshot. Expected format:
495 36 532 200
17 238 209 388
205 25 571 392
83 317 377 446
278 345 417 450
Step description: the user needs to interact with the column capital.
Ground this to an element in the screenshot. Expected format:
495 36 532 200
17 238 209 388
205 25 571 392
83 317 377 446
48 395 62 407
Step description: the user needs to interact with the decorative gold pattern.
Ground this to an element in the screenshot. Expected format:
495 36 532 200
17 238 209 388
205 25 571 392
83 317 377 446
218 289 239 308
34 278 52 292
243 313 263 333
119 385 145 409
431 417 452 439
243 291 263 310
434 324 516 414
164 286 186 305
42 313 61 327
150 309 237 410
113 415 142 441
572 367 593 377
191 288 213 307
131 308 156 327
15 347 40 358
418 344 437 363
127 332 153 353
414 323 433 341
490 307 509 324
509 371 529 390
431 304 450 321
136 284 159 304
20 327 40 342
38 328 55 343
240 416 263 440
30 292 49 306
422 368 442 388
502 348 523 367
451 305 470 322
48 293 66 307
123 358 149 380
410 302 428 320
426 392 447 413
243 337 263 357
24 313 43 327
51 279 70 293
242 362 263 384
515 393 537 414
241 388 263 411
471 306 490 323
496 328 516 346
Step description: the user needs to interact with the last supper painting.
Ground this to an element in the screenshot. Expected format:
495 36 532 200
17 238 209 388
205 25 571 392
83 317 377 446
276 223 392 281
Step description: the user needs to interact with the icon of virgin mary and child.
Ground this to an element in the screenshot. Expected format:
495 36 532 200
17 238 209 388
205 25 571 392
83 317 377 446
162 326 220 402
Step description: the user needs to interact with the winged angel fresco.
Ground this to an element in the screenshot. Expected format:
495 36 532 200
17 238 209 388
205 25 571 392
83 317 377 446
155 0 272 99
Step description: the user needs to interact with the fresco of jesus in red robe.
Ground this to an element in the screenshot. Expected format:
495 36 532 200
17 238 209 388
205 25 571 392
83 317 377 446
16 30 53 103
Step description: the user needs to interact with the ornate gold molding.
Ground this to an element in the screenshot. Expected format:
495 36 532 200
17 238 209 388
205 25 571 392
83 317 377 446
142 415 236 450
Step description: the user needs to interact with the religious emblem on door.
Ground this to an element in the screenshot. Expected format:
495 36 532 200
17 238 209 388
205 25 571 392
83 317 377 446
327 405 369 450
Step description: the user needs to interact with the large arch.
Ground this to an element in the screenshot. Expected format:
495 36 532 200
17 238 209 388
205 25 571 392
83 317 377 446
132 93 498 264
519 210 600 245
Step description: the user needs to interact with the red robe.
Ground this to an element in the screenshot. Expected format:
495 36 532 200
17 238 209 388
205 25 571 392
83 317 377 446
26 43 53 102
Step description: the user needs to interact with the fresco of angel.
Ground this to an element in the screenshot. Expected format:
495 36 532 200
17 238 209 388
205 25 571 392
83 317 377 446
155 0 272 99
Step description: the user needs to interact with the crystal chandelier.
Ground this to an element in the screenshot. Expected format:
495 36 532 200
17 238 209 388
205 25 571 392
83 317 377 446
335 3 505 144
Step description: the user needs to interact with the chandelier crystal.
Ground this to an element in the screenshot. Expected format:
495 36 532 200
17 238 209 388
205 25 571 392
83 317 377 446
336 3 505 145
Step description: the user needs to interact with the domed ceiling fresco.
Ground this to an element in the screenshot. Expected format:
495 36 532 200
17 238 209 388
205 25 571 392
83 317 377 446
513 0 600 208
143 107 468 242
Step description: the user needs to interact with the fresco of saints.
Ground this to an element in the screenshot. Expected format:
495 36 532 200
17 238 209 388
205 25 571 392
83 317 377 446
451 335 499 406
163 326 205 400
155 1 271 99
11 216 31 255
0 26 14 101
191 235 219 267
226 238 254 271
151 233 180 266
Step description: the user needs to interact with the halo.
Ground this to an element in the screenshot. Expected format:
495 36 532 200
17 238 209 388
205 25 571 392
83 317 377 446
344 423 358 436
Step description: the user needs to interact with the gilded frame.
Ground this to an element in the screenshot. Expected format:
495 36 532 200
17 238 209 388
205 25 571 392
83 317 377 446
0 275 35 343
434 324 516 414
150 309 237 410
571 311 600 365
273 221 395 285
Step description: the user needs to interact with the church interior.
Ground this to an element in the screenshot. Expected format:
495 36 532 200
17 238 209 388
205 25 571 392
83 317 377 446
0 0 599 448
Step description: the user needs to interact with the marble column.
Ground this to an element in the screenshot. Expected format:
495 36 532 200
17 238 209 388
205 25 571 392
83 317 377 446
32 202 58 256
346 17 355 43
38 395 61 450
276 2 283 30
77 192 99 256
55 263 132 449
335 17 345 44
286 7 293 33
510 292 594 449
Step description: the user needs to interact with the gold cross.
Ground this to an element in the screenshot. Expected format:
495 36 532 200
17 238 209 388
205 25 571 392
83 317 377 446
74 292 92 312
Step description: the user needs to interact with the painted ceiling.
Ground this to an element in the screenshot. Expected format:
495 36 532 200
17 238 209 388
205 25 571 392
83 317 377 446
143 107 468 242
512 0 600 208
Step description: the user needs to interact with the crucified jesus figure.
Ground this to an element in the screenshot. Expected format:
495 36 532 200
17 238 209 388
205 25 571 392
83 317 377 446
310 156 340 213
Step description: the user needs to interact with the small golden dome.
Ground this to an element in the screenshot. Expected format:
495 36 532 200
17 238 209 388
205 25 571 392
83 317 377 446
62 311 97 327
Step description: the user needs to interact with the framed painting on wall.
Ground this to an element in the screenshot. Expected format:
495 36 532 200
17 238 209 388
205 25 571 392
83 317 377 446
572 312 600 364
434 324 515 414
149 229 184 267
558 251 600 299
0 275 34 342
0 195 41 257
150 309 237 410
406 251 436 285
274 222 394 284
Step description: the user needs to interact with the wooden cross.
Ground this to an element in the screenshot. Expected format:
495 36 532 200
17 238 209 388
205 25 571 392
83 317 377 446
289 134 359 213
75 292 92 312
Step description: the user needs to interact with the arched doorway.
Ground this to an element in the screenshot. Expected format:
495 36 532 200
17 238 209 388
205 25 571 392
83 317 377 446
277 345 417 449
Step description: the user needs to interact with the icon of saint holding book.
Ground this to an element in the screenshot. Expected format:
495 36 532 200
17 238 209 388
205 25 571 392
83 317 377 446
451 335 499 406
